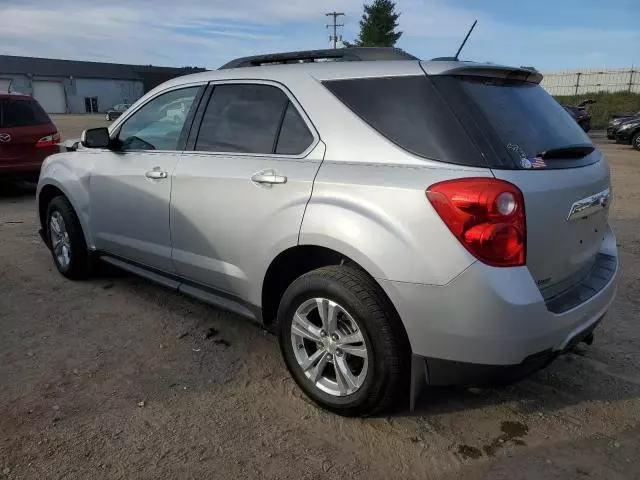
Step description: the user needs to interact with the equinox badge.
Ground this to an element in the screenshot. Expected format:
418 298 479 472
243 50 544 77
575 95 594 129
567 188 611 221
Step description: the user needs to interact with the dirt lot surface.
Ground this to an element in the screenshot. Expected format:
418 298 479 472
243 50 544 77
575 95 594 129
1 116 640 479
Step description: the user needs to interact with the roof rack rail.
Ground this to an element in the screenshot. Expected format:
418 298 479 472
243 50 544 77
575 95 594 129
218 47 418 70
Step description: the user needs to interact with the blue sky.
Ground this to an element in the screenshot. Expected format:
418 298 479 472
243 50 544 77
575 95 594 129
0 0 638 71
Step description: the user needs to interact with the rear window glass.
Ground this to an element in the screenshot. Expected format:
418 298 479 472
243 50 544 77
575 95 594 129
452 77 592 164
323 76 484 167
1 98 51 128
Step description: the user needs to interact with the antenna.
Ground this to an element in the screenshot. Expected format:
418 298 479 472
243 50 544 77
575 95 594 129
454 20 477 60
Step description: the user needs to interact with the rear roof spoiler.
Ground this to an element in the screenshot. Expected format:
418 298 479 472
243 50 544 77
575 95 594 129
423 61 544 84
219 48 418 69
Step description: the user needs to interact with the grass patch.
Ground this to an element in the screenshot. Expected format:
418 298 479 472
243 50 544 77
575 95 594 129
554 91 640 129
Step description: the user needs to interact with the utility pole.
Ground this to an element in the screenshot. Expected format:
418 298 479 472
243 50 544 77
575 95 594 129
325 11 344 49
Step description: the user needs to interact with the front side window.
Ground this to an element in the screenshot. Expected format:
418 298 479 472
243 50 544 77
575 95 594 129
195 83 312 155
118 87 199 151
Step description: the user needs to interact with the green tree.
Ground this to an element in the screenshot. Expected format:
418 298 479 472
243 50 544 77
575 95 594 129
345 0 402 48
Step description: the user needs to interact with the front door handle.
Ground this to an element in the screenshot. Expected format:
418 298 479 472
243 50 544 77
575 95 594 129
145 168 168 180
251 170 287 185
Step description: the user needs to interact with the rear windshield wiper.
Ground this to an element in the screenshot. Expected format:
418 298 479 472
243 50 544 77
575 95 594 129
537 145 595 160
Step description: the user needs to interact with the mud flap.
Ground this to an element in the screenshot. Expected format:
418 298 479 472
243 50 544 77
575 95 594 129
409 354 428 411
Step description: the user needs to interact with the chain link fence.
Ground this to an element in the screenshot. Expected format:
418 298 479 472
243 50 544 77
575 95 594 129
541 68 640 95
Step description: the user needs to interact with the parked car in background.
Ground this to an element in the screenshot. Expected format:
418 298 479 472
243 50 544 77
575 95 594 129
0 92 60 182
614 117 640 150
563 104 592 132
37 48 618 417
105 104 131 121
607 110 640 139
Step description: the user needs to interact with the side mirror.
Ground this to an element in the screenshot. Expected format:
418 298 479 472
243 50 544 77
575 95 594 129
81 127 111 148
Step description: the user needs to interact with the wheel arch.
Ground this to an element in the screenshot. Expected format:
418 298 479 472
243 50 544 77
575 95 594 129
260 244 404 336
38 181 92 248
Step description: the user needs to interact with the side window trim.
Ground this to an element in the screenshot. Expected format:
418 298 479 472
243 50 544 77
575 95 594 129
271 100 290 154
185 84 215 151
176 85 207 151
184 79 319 159
109 82 206 153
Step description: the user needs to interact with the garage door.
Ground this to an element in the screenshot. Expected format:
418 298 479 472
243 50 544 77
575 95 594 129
0 79 11 93
32 81 66 113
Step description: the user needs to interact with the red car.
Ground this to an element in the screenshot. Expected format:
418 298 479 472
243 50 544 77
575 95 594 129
0 93 60 182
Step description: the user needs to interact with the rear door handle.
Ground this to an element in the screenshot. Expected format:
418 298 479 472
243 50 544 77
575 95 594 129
145 168 168 180
251 170 287 185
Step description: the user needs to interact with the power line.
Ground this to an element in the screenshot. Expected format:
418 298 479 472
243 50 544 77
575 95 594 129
325 12 345 49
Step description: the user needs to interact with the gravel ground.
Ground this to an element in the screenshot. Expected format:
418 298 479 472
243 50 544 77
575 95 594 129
1 116 639 480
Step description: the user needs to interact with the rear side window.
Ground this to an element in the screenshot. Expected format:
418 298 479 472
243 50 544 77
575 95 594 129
196 84 280 154
1 98 51 128
323 76 484 166
195 84 313 155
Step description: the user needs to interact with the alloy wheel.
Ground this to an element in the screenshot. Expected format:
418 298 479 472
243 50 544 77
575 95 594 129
290 298 368 396
49 211 72 269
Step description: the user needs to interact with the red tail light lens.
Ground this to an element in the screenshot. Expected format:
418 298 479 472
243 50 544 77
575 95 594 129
426 178 526 267
36 132 61 148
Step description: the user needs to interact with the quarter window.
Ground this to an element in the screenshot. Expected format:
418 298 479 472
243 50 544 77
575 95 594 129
276 102 314 155
117 87 199 151
195 84 313 155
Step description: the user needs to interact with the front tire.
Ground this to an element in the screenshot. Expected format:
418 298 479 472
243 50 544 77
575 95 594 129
277 265 409 417
632 131 640 151
46 196 92 279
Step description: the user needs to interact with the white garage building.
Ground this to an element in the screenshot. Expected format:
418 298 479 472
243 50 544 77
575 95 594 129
0 56 205 114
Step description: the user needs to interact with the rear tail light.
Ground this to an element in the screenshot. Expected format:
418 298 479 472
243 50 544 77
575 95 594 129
36 132 61 148
426 178 526 267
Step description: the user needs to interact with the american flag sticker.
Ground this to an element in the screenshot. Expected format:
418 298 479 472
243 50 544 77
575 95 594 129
531 157 546 169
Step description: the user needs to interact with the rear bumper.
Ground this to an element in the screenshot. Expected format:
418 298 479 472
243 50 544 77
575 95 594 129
0 146 59 177
380 230 618 373
422 316 600 386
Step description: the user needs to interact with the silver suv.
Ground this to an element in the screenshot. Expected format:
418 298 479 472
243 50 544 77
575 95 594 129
36 48 618 417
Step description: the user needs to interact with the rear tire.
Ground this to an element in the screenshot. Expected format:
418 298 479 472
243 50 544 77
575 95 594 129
46 196 92 279
277 265 410 417
632 131 640 151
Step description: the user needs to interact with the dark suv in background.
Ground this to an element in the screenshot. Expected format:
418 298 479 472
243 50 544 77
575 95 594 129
0 93 60 181
607 110 640 140
614 116 640 151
